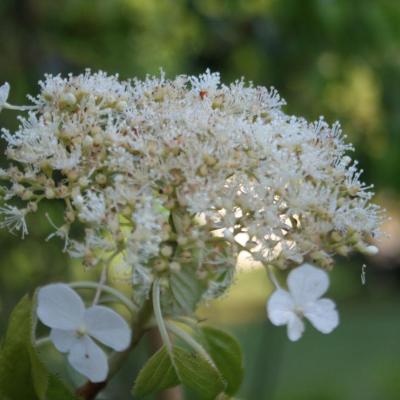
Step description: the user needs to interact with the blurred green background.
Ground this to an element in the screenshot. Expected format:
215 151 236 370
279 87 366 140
0 0 399 399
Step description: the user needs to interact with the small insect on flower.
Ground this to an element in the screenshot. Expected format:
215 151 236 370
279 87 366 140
267 264 339 341
0 82 10 112
36 284 132 382
199 90 208 99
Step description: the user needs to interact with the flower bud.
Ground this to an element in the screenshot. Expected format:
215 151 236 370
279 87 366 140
95 174 107 185
45 188 55 199
356 243 379 256
160 245 173 258
203 154 217 167
177 236 188 246
27 202 38 212
336 245 350 256
82 135 94 148
330 231 342 242
67 170 79 182
12 183 24 196
59 92 77 108
198 165 208 177
93 133 104 146
154 259 168 272
365 245 379 255
22 189 33 201
341 156 352 166
79 177 89 187
65 210 75 222
116 100 127 112
169 261 181 272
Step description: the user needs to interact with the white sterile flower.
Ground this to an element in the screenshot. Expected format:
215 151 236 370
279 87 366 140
37 283 131 382
267 264 339 341
0 82 10 111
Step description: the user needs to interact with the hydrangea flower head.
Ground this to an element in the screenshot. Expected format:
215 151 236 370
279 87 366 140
267 264 339 341
37 284 131 382
0 70 382 314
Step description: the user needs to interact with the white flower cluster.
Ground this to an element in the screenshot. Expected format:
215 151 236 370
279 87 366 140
0 70 382 310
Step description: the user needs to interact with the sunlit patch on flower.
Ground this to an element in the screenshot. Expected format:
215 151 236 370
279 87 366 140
36 283 131 382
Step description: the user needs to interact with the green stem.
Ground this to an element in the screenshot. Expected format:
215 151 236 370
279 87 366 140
4 103 37 111
35 336 51 347
266 265 281 289
70 281 137 313
92 251 120 306
152 279 173 355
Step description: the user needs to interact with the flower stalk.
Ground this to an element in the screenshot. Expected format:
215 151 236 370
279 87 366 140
69 281 137 313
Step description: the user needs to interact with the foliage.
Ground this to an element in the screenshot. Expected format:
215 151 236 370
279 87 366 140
0 295 79 400
133 326 243 399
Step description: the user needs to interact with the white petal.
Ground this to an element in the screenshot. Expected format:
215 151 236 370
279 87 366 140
287 263 329 304
84 305 131 351
37 284 84 330
68 336 108 383
304 298 339 334
267 289 296 326
287 314 305 341
50 329 79 353
0 82 10 109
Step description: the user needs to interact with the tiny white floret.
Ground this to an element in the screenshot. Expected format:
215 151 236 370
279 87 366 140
364 245 379 256
0 82 10 111
37 283 132 382
266 263 339 341
0 205 28 238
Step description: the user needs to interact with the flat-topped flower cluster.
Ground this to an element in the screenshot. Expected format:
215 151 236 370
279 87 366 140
0 71 382 311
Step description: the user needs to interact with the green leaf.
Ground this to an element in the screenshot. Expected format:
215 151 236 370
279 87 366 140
199 326 244 395
0 294 80 400
133 346 180 397
0 343 38 400
133 344 225 399
47 375 82 400
173 345 226 400
0 295 43 400
169 248 207 315
29 345 50 400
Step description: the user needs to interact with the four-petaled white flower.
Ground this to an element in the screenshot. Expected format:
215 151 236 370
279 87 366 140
0 82 10 111
37 283 132 382
267 264 339 341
